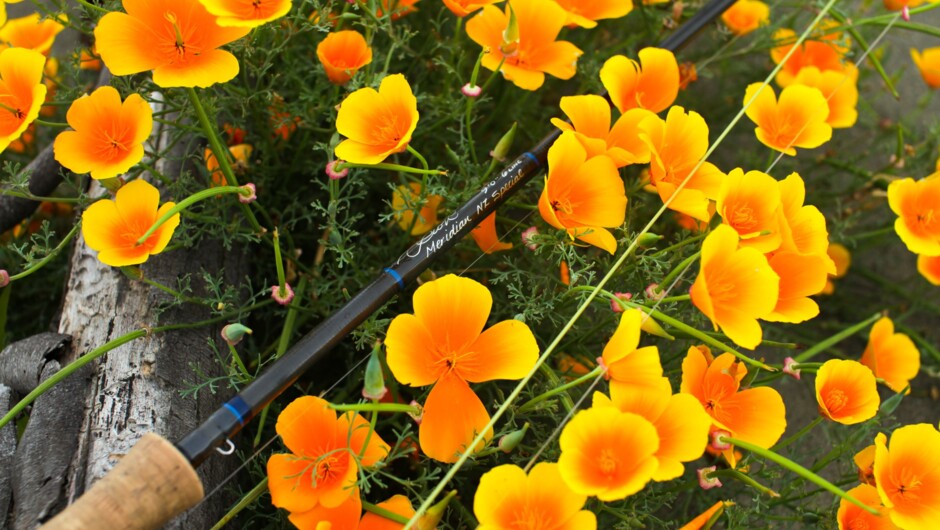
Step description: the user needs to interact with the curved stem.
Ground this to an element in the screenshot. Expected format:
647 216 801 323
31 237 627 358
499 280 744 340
517 366 605 414
720 435 879 516
772 416 824 452
135 185 248 245
334 161 444 176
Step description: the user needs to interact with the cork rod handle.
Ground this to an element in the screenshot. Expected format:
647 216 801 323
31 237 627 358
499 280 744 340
41 433 204 530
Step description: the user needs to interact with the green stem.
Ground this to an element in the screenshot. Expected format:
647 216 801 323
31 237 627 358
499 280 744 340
828 9 898 99
650 232 708 257
185 87 263 233
329 402 420 414
773 416 824 452
846 226 894 242
333 161 443 176
406 145 430 173
622 300 775 372
228 343 251 378
33 119 69 128
139 277 204 305
209 477 268 530
75 0 110 14
709 469 779 497
658 251 701 291
0 329 149 430
135 185 248 245
794 312 881 362
517 366 605 414
361 501 410 525
659 294 691 303
721 435 879 516
9 222 81 282
272 228 288 299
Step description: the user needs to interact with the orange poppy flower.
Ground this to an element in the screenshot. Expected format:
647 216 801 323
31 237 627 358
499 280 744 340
384 274 539 462
600 48 679 114
638 106 725 222
441 0 501 17
551 0 634 29
0 12 66 56
465 0 582 91
815 359 880 425
0 0 24 28
777 172 834 267
7 122 34 154
267 395 389 527
600 309 665 399
885 0 937 10
358 494 447 530
792 66 858 129
716 168 783 253
204 144 252 186
855 444 877 485
81 179 180 267
316 30 373 85
0 47 46 154
599 379 712 482
690 225 779 349
764 251 829 324
550 94 654 167
680 347 787 451
335 74 418 164
559 259 570 285
837 484 897 530
918 253 940 284
860 317 921 394
911 47 940 89
821 242 851 294
78 45 103 71
94 0 250 88
680 501 733 530
198 0 292 27
537 132 627 254
873 423 940 529
743 83 832 156
770 28 851 87
887 177 940 256
470 212 513 254
53 86 153 181
558 405 660 501
392 183 443 236
376 0 420 19
474 463 596 529
721 0 769 36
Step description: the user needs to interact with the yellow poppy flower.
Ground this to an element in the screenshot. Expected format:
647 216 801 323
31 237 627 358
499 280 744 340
911 47 940 89
198 0 292 27
551 0 634 29
0 47 46 154
743 83 832 156
335 74 419 164
860 317 921 394
721 0 769 36
0 12 66 56
815 359 880 425
887 177 940 256
600 48 679 114
873 424 940 529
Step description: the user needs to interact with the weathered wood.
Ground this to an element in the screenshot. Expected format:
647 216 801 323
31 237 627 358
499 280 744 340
0 333 71 394
0 385 14 530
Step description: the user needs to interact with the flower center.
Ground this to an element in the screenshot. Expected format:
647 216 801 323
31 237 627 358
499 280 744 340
598 448 619 475
823 389 848 413
729 204 758 232
551 198 574 216
892 469 923 503
511 505 551 530
315 452 347 485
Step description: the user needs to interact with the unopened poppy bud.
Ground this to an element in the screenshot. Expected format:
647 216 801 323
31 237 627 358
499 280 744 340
461 83 482 98
697 466 722 490
637 232 663 248
0 269 9 288
782 357 801 380
902 6 911 21
120 265 143 280
710 430 732 451
408 400 423 424
221 323 253 346
489 122 517 162
610 292 632 312
326 160 348 180
521 226 539 250
500 4 520 56
238 183 257 204
645 283 665 301
419 490 457 530
640 310 675 340
498 422 529 453
100 176 125 193
271 282 295 305
362 346 388 401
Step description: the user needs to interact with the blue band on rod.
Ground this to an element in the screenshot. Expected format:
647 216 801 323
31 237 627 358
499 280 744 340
523 152 540 167
224 395 251 425
384 267 405 290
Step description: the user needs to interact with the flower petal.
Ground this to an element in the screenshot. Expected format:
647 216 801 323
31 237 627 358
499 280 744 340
419 373 492 463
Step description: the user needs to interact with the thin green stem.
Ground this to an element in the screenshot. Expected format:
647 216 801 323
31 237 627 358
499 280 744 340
794 312 881 362
135 185 248 245
721 435 879 516
517 366 605 414
185 87 263 233
139 277 205 305
709 468 779 497
272 228 288 298
74 0 110 14
362 501 410 525
228 343 251 378
209 477 268 530
406 145 430 173
33 119 69 128
334 161 444 176
658 251 700 292
330 403 420 414
9 222 81 282
650 232 707 257
829 9 898 99
773 416 824 452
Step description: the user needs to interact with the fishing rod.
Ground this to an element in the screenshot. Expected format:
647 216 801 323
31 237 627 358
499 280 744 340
43 1 736 528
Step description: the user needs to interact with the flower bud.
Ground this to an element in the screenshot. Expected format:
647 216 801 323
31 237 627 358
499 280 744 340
362 346 388 401
637 232 663 248
271 282 295 305
408 400 423 425
500 4 520 56
461 83 482 98
645 283 665 301
489 122 517 162
521 226 539 250
0 269 9 288
610 292 632 313
418 490 457 530
498 423 529 453
120 265 143 280
238 183 257 204
640 310 675 340
710 429 732 451
221 323 253 346
326 160 348 180
782 357 801 380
